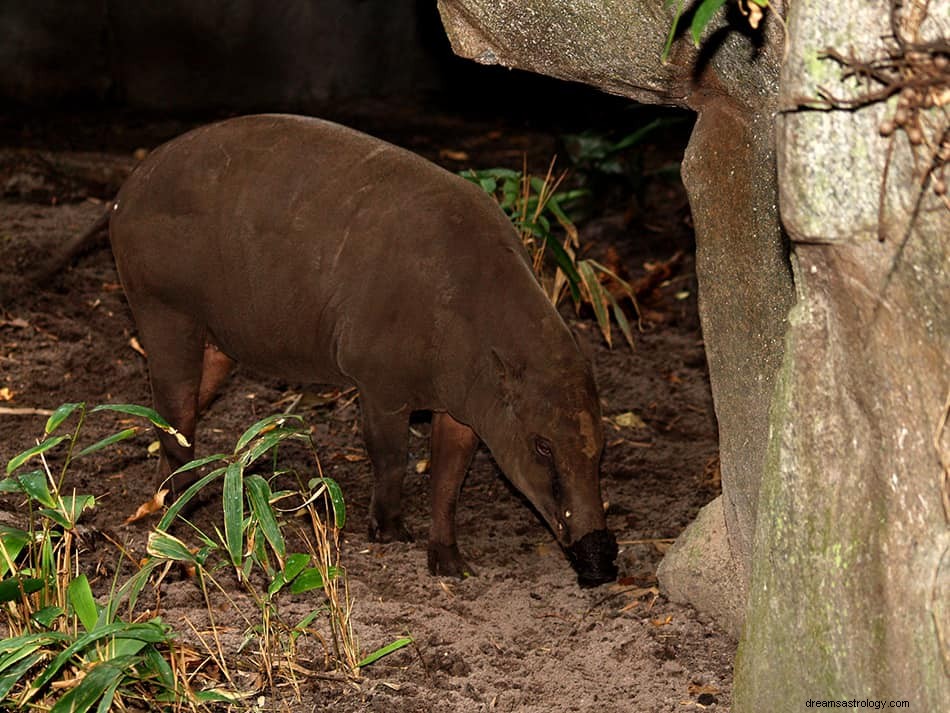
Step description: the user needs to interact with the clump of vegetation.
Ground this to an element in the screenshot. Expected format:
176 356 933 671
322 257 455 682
1 403 411 711
462 160 639 349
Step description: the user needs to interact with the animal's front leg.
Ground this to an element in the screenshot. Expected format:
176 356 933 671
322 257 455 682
361 399 413 543
427 411 479 577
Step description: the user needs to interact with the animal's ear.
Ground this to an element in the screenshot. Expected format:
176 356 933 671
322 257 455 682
491 347 526 404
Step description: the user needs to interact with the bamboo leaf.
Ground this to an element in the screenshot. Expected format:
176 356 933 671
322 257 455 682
90 404 190 447
577 261 612 348
44 402 85 435
6 436 70 476
76 427 140 458
68 574 99 632
245 475 285 560
223 461 245 568
357 637 414 668
157 466 227 530
307 477 346 528
147 531 198 563
234 414 303 453
690 0 729 47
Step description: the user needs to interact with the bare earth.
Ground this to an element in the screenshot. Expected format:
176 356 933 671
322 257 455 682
0 112 733 712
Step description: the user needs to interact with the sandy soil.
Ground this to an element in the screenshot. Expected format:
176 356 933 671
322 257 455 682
0 111 733 712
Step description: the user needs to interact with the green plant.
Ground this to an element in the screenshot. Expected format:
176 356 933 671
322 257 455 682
663 0 772 62
1 403 412 710
0 403 199 711
130 412 412 681
462 161 639 349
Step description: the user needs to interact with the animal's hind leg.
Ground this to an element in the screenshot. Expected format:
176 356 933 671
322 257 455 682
133 304 207 494
360 398 413 543
197 343 234 414
427 411 479 577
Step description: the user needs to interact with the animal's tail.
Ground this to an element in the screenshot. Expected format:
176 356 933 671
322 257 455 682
30 201 115 285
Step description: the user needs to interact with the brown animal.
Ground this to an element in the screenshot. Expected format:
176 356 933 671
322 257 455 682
108 114 617 586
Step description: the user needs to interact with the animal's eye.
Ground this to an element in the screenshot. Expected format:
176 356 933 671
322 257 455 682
535 437 553 458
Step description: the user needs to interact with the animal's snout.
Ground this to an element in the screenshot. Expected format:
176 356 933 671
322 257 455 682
565 528 618 587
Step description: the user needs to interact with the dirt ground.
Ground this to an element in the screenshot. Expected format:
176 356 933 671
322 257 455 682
0 108 733 712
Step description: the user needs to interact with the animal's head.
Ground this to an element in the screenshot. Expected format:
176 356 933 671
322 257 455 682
474 343 618 587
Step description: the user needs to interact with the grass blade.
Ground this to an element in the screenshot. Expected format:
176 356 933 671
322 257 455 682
357 637 414 668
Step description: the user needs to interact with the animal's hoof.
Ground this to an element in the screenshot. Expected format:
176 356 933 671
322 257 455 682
368 517 414 543
427 543 475 578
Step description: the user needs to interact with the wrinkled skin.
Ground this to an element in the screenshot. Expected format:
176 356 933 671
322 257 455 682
109 114 618 586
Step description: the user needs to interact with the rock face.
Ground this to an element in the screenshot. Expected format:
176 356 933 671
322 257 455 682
437 0 795 637
735 1 950 708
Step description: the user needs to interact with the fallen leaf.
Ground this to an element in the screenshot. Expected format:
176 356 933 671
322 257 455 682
125 489 169 523
439 148 469 161
147 440 161 456
343 453 366 462
101 282 122 292
415 458 430 474
0 317 29 329
613 411 647 429
687 683 721 696
129 336 147 357
651 615 673 627
0 387 13 401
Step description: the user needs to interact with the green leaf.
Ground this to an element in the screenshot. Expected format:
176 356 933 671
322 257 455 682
31 605 64 628
289 567 323 593
146 532 197 563
169 452 229 477
357 637 414 668
6 435 70 476
75 427 140 458
17 470 57 508
0 650 44 701
0 576 46 603
223 461 245 568
156 466 227 530
0 524 30 577
90 404 190 447
242 427 310 468
245 475 285 560
690 0 729 46
611 118 667 152
44 402 85 435
50 657 133 713
39 494 95 530
577 261 612 348
68 574 100 632
662 0 685 63
306 477 346 528
542 237 582 302
607 290 636 351
283 553 311 583
234 413 303 453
